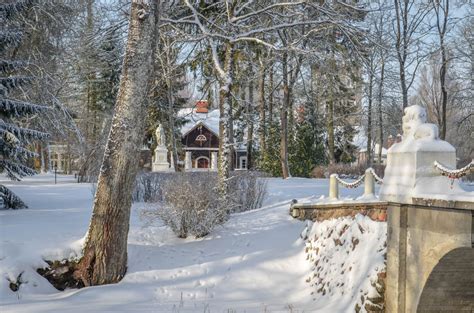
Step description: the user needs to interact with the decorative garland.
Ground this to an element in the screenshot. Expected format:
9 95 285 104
335 174 365 189
367 168 383 185
433 160 473 179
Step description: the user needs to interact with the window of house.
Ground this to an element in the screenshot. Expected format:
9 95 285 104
240 157 247 169
196 156 210 168
195 134 207 143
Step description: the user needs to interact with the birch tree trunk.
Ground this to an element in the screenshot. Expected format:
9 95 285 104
218 43 234 203
74 0 158 286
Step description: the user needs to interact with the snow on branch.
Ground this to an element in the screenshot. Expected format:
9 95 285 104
0 31 23 52
0 119 49 141
0 184 27 209
0 76 32 94
0 98 50 116
0 60 26 74
0 0 34 20
230 1 307 23
0 159 37 180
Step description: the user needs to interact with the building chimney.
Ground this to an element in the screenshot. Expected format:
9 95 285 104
387 135 394 148
396 133 402 143
196 100 209 114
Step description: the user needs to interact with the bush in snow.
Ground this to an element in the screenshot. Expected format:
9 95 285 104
0 1 50 209
157 173 224 238
140 171 267 238
133 171 268 210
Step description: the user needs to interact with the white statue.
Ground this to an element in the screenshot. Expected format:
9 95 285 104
401 105 438 142
155 124 166 147
152 124 173 172
380 104 457 203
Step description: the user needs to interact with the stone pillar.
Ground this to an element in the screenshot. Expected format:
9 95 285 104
185 151 192 171
152 145 171 172
57 153 63 172
386 202 473 313
329 174 339 200
381 105 474 313
364 168 375 197
211 152 218 171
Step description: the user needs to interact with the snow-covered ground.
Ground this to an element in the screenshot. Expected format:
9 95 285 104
1 174 385 312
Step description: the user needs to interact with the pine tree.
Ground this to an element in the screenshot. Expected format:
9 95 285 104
258 121 282 177
289 105 326 177
0 0 49 209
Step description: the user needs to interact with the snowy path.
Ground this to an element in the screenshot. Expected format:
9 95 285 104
1 174 371 312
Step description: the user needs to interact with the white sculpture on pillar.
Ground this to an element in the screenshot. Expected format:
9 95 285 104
152 124 173 172
379 105 462 203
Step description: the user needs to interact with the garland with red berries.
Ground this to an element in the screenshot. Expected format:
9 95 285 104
434 160 473 179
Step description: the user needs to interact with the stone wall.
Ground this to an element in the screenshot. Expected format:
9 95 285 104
386 202 473 313
290 202 388 223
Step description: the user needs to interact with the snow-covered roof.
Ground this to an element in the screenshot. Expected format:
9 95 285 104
177 108 248 151
178 108 220 137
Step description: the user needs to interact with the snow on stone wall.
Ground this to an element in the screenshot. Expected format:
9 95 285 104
303 214 386 312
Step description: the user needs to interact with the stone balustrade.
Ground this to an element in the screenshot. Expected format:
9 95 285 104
328 168 381 200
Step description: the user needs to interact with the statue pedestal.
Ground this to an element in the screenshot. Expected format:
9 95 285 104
152 146 172 172
380 139 458 204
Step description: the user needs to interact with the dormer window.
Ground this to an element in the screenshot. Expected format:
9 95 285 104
196 134 207 143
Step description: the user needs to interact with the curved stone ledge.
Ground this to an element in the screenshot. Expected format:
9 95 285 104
290 201 388 222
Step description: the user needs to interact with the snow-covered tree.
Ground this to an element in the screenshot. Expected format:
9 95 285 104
0 0 49 209
74 0 159 286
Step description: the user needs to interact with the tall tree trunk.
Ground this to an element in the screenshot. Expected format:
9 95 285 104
218 43 234 202
258 57 266 159
394 0 409 109
366 60 374 168
435 0 449 140
326 97 336 165
74 0 158 286
268 62 274 124
167 83 178 170
440 43 447 140
247 71 254 170
280 52 290 178
398 60 408 109
377 59 385 166
326 57 336 165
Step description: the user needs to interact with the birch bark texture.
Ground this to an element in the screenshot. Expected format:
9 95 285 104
74 0 159 286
